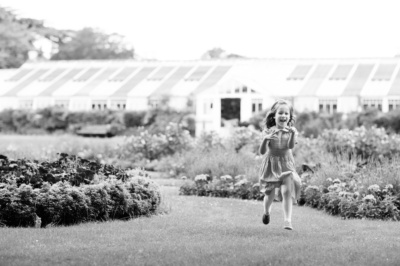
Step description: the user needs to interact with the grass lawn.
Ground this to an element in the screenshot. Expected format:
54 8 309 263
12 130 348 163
1 183 400 266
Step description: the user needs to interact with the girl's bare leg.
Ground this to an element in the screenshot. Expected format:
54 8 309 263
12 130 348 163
281 177 293 222
263 189 276 214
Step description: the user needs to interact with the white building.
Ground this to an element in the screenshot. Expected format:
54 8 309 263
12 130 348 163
1 58 400 136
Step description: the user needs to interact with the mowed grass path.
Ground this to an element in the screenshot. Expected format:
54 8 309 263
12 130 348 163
1 183 400 266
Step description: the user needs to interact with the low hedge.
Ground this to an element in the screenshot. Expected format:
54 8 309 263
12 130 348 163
0 176 161 227
0 154 161 227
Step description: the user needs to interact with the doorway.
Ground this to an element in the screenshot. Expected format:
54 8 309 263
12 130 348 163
221 98 241 127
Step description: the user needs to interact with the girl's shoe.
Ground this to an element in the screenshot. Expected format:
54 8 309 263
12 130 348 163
262 213 270 225
283 221 293 230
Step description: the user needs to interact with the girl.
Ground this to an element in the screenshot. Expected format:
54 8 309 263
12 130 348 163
258 99 301 230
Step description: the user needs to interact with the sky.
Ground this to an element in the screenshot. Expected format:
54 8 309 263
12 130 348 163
2 0 400 60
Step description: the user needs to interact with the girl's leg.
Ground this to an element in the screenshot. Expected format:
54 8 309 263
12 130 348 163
281 177 293 222
263 189 276 214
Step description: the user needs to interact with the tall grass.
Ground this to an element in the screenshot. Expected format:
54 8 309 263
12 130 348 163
359 156 400 191
179 147 260 182
0 134 123 162
308 151 400 192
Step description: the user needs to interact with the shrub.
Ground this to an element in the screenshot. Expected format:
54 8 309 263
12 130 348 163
35 182 91 226
373 109 400 133
320 126 400 159
0 184 39 227
298 171 400 221
228 127 261 153
0 154 162 227
118 122 193 162
123 111 146 128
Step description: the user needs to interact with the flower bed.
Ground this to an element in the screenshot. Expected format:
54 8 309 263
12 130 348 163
179 174 263 200
300 180 400 220
179 173 400 221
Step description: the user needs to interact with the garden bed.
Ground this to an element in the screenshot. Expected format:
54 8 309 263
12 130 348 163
0 153 161 227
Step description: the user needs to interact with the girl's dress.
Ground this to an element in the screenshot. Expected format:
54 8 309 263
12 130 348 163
259 126 302 201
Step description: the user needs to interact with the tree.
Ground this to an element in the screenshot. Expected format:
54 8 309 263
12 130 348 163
51 27 134 60
201 47 246 60
0 6 69 68
0 7 34 68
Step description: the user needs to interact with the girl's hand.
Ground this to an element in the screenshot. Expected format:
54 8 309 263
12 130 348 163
263 130 278 141
287 126 296 134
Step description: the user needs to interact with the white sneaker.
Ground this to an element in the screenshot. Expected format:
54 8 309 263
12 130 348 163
284 221 293 230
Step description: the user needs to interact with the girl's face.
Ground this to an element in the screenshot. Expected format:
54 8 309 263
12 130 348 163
275 104 290 128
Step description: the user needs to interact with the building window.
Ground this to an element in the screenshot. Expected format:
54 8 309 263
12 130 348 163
111 100 126 110
19 100 33 109
54 100 69 108
319 99 337 114
251 99 263 114
388 99 400 111
91 100 107 110
233 85 251 94
362 99 382 111
149 99 161 109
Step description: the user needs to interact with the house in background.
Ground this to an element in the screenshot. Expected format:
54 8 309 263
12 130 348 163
1 58 400 136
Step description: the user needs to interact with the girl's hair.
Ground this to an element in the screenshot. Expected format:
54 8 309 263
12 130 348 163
263 99 296 129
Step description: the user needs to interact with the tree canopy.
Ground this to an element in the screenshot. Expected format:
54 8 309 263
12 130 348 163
51 27 134 60
201 47 246 60
0 6 134 69
0 7 37 68
0 6 71 68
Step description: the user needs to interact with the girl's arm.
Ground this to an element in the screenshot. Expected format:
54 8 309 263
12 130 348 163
287 127 298 149
259 129 277 155
259 137 269 155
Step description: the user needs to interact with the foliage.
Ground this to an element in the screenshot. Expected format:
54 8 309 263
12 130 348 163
51 27 134 60
200 47 246 59
0 7 32 68
247 109 268 130
0 6 68 68
118 123 193 163
0 153 129 187
373 109 400 133
320 126 400 159
176 147 260 183
0 154 161 227
0 135 125 170
177 125 400 221
142 107 196 136
298 178 400 221
179 175 263 200
123 111 147 128
194 131 224 152
0 107 195 136
228 127 261 153
247 108 400 138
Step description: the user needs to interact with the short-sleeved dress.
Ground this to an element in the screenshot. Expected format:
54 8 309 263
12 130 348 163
258 126 302 200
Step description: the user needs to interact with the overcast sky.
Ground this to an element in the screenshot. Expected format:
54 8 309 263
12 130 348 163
2 0 400 60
